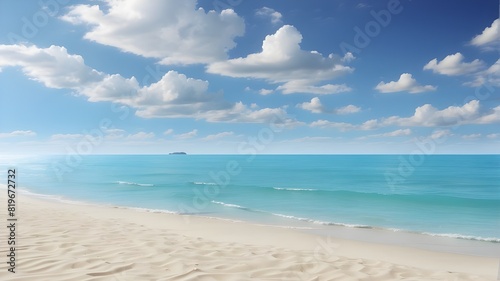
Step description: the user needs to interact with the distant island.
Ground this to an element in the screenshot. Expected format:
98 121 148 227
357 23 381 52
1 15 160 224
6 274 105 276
169 152 187 155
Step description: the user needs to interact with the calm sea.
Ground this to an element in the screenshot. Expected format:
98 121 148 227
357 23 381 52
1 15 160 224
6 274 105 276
3 154 500 242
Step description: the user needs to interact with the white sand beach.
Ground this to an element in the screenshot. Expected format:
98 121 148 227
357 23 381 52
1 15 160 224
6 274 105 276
0 195 497 281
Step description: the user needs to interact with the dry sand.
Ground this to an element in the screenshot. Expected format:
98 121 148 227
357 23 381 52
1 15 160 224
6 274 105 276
0 195 498 280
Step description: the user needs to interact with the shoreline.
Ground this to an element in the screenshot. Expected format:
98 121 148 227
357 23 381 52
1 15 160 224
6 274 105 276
0 192 498 280
17 187 500 257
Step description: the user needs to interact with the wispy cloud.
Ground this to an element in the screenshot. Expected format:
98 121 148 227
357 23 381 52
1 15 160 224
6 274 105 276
0 130 37 138
202 131 234 141
175 129 198 139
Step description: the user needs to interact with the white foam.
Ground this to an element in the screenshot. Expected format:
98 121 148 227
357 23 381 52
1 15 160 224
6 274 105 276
192 182 217 186
128 207 179 215
273 187 317 191
421 232 500 243
116 181 154 187
211 200 245 209
271 212 372 228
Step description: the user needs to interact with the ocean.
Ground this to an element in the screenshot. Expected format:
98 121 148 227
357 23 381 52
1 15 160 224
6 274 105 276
3 154 500 243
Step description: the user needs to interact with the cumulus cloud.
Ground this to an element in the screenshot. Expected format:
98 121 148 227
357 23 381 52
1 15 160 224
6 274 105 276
375 73 436 93
207 25 354 94
297 97 360 114
256 7 282 24
202 131 234 141
61 0 245 65
337 105 361 115
0 44 105 89
466 59 500 87
381 100 483 127
471 19 499 49
0 130 37 138
0 44 298 124
423 53 485 76
259 89 274 95
298 97 325 113
311 100 500 130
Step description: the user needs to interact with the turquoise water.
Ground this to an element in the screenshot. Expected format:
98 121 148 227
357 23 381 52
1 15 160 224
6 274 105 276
4 154 500 241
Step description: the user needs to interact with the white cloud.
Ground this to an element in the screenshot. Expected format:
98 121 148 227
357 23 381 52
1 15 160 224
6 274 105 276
341 52 355 63
298 97 361 114
381 100 482 127
381 129 412 137
283 136 333 143
278 81 351 95
310 120 375 131
466 59 500 87
430 129 453 140
475 105 500 124
0 44 105 90
259 89 274 95
61 0 245 65
360 129 412 139
462 133 481 139
311 100 500 130
471 19 499 49
126 132 155 140
104 129 127 140
0 44 299 125
176 129 198 139
207 25 354 95
375 73 436 93
0 130 37 138
486 133 499 139
163 129 174 136
336 105 361 115
298 97 324 113
423 53 485 76
202 131 234 141
256 7 282 24
50 134 85 140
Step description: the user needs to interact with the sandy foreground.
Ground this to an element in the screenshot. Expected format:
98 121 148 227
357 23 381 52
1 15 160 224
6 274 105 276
0 195 498 281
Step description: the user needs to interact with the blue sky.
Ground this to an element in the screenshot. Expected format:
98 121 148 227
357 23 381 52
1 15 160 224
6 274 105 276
0 0 499 154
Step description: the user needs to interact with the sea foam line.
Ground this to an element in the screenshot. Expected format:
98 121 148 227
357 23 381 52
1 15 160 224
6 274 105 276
273 187 317 191
421 232 500 243
211 200 246 209
192 182 217 186
271 213 372 228
116 181 154 187
210 199 372 228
